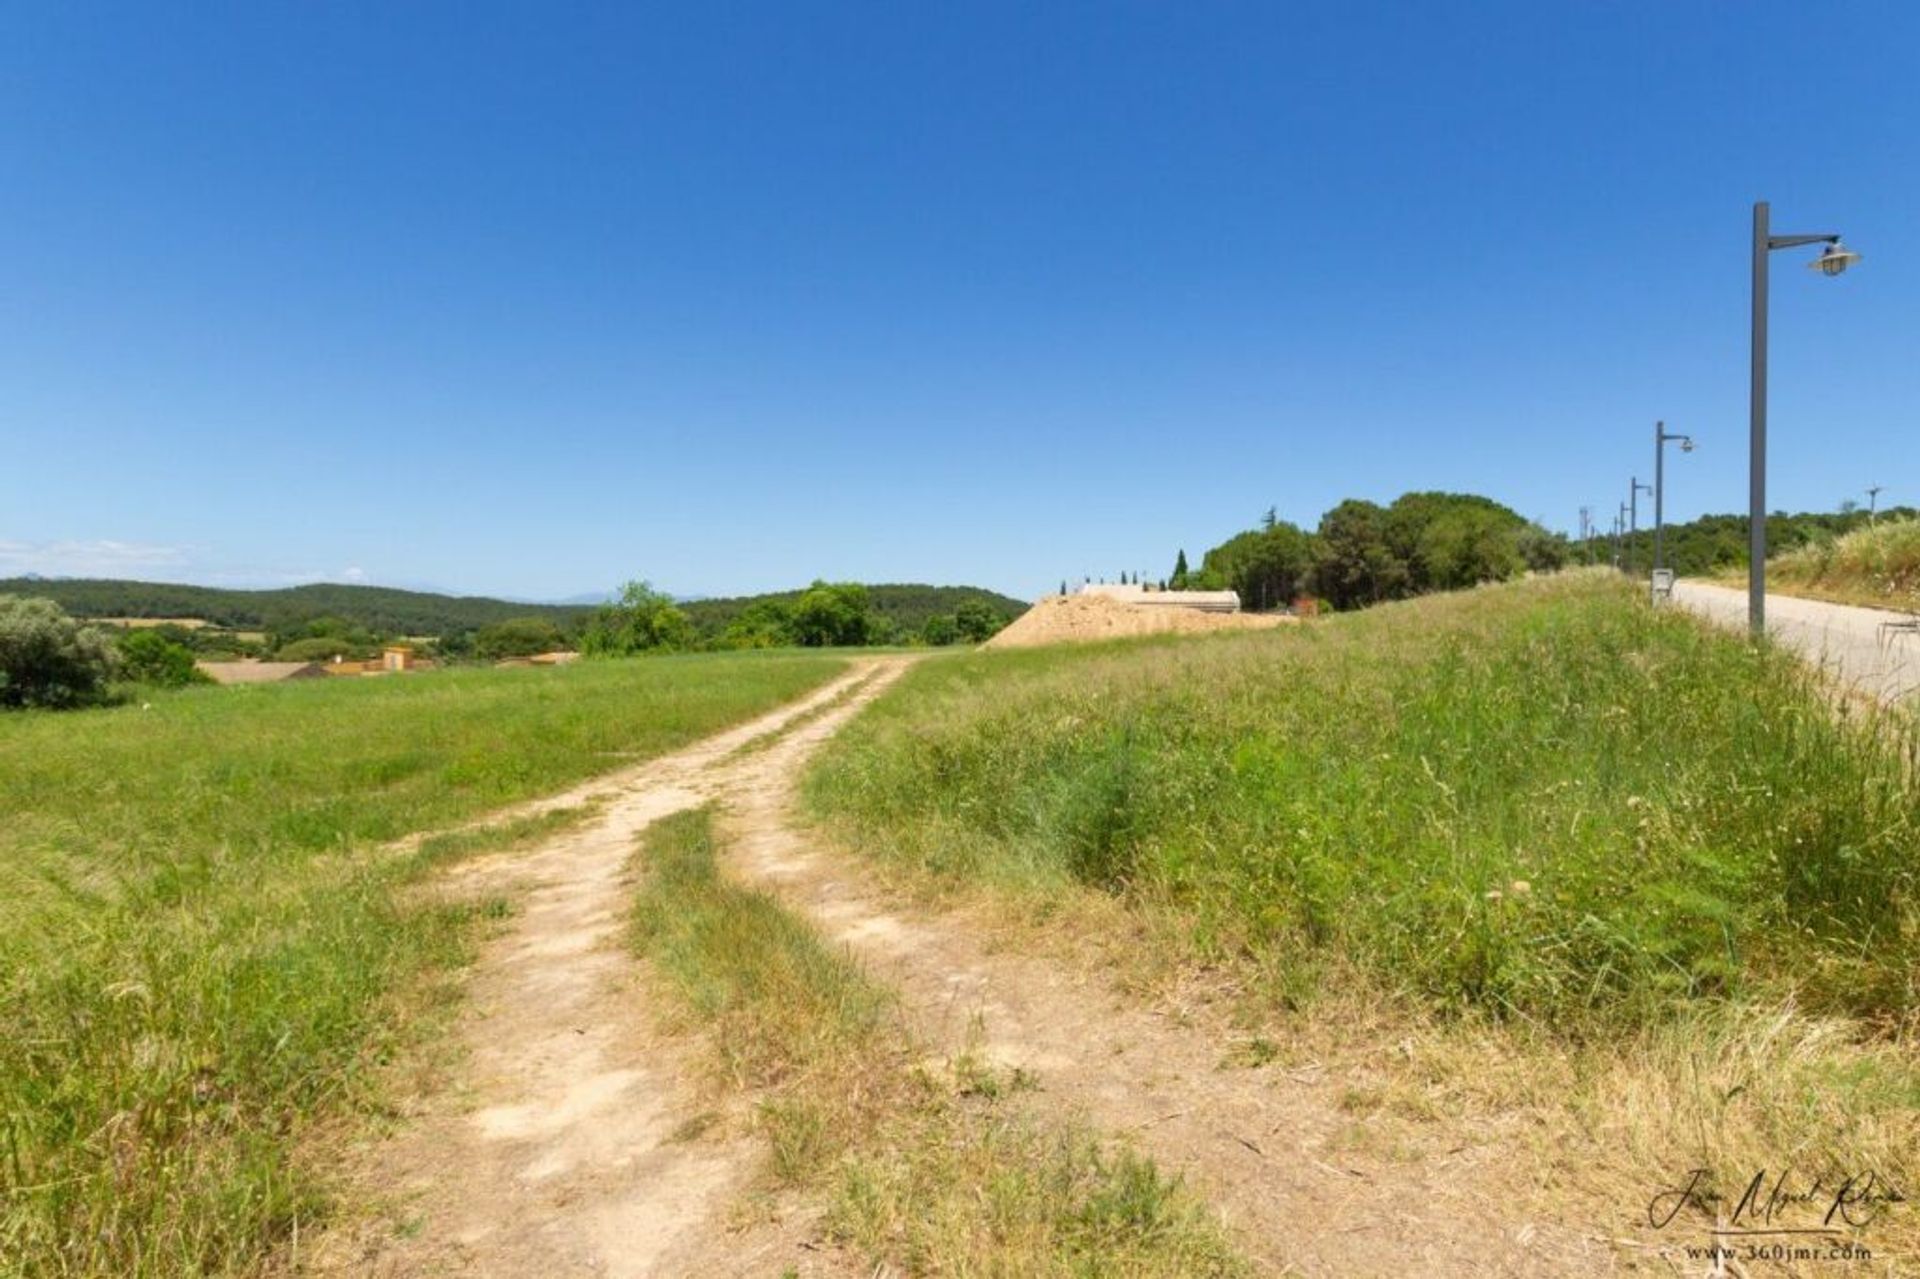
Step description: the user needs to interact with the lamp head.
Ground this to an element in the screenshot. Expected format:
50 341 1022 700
1811 241 1861 276
1679 437 1695 453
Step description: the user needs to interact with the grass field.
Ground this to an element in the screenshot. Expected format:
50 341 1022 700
809 574 1918 1026
630 807 1247 1276
805 575 1920 1237
0 653 843 1276
1718 516 1920 612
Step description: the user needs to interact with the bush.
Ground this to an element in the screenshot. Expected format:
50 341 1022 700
474 617 566 660
0 596 119 709
117 629 207 687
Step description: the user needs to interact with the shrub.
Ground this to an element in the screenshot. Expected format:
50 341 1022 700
0 595 119 708
117 629 207 687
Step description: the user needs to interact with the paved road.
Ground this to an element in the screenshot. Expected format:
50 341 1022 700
1671 580 1920 706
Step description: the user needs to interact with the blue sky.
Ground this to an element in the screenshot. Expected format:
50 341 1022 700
2 3 1914 601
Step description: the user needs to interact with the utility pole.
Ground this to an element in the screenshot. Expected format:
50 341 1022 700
1868 485 1883 525
1579 506 1593 564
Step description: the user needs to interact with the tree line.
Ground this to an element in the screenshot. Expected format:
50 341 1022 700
0 577 1027 664
575 581 1014 655
1157 495 1918 614
1585 505 1917 577
1164 492 1568 612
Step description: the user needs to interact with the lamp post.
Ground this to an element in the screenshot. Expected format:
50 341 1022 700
1653 421 1694 590
1867 484 1883 525
1749 201 1859 637
1629 478 1652 574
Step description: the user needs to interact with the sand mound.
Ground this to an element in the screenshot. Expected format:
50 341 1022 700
985 593 1295 650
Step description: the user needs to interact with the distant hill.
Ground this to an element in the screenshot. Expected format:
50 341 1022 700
0 577 1029 642
0 578 591 637
680 584 1029 638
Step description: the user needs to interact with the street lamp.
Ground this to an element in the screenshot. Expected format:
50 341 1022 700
1749 201 1859 637
1629 477 1652 574
1867 484 1883 525
1653 421 1694 592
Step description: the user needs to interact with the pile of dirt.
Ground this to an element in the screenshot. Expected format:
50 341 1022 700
984 593 1295 649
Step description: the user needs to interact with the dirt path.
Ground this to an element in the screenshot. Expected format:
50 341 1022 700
720 764 1618 1276
310 650 1619 1277
305 659 910 1278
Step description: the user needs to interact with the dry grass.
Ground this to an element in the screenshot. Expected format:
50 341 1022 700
1724 517 1920 613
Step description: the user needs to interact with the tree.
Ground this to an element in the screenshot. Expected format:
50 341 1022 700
921 614 959 646
1513 524 1570 573
117 629 204 687
1312 500 1406 609
1415 507 1524 590
271 616 379 660
475 617 567 659
1171 550 1190 587
0 596 118 708
718 600 794 649
1199 521 1314 611
276 636 364 662
954 599 1006 643
789 581 873 647
579 581 693 656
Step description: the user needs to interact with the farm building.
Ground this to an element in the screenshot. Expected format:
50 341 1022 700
1077 583 1242 614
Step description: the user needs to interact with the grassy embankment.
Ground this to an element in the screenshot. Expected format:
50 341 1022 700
0 653 844 1276
631 808 1247 1275
1731 516 1920 612
806 575 1920 1237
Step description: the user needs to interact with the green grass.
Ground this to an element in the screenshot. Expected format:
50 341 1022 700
0 652 843 1276
631 808 1247 1275
805 574 1920 1030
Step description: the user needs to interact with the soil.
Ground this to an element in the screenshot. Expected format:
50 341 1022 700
302 663 906 1278
304 654 1619 1277
985 592 1295 649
